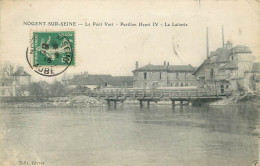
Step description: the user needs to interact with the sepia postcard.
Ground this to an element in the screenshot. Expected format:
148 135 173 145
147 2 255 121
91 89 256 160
0 0 259 166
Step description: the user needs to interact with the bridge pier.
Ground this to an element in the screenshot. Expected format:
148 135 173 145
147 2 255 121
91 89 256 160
180 100 183 107
107 100 111 108
147 101 150 109
140 101 143 108
171 100 175 108
114 101 117 109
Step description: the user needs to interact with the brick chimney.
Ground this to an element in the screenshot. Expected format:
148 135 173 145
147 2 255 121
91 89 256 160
135 61 139 69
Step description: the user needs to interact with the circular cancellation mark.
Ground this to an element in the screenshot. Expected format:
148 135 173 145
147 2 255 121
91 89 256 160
26 31 75 77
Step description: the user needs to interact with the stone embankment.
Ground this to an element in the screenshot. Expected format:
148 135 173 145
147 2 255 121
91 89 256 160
210 92 260 107
0 96 105 108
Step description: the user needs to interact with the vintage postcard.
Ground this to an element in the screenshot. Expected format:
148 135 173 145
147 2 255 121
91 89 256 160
0 0 259 166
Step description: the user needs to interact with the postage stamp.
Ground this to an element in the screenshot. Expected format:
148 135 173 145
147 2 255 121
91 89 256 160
27 31 75 76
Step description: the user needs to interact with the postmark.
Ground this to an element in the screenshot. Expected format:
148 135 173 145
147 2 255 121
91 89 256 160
27 31 75 77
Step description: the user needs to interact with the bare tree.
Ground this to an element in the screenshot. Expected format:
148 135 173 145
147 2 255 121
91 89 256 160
0 61 14 78
0 61 14 86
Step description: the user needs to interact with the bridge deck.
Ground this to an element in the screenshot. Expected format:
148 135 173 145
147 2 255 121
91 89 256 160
68 88 230 108
70 88 229 100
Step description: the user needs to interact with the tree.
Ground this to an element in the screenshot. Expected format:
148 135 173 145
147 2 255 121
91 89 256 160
28 82 44 97
49 81 66 97
0 61 14 85
0 61 14 78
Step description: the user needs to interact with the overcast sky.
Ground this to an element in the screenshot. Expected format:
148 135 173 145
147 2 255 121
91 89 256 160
0 0 259 82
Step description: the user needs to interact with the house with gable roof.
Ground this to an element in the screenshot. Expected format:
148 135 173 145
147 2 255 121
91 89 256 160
0 66 31 96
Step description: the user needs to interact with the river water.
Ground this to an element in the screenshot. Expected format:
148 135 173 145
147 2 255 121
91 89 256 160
0 105 259 166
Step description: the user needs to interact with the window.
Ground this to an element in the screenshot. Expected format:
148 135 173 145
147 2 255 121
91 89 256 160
210 68 214 77
176 73 179 79
221 85 224 93
180 83 183 87
185 83 188 86
159 72 162 80
144 72 147 79
231 56 233 60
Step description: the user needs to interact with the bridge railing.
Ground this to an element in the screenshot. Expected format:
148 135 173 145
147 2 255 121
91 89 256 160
70 88 230 98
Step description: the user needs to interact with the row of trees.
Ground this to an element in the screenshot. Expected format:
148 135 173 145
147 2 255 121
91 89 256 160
28 81 73 98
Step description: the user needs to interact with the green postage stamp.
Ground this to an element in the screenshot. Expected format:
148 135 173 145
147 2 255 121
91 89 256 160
33 31 75 66
28 31 75 76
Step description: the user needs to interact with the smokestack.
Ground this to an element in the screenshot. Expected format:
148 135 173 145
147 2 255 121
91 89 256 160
135 61 139 69
206 27 209 57
222 25 225 48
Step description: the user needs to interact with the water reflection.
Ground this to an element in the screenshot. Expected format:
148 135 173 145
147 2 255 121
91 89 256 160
0 105 258 166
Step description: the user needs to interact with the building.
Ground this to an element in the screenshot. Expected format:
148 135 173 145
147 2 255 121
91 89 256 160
132 61 196 89
193 41 256 94
62 72 133 90
0 66 31 97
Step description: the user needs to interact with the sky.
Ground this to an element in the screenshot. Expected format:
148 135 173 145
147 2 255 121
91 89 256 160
0 0 259 82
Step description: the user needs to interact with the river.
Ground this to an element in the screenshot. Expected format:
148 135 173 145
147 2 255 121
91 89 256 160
0 105 258 166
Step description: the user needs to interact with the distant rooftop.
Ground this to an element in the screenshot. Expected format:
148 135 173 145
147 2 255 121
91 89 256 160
231 45 252 54
11 68 31 76
67 74 133 86
133 64 196 72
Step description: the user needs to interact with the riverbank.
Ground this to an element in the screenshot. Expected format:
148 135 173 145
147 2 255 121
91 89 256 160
210 92 260 107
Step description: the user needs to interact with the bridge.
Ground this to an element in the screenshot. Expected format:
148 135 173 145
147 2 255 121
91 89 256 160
69 87 231 109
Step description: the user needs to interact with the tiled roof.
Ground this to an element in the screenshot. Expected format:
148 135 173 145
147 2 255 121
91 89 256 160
68 74 133 86
69 74 112 85
133 64 195 72
231 45 252 54
220 61 238 69
109 76 133 86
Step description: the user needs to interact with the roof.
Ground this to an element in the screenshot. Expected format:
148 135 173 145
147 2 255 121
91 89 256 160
220 61 238 69
231 45 252 54
210 48 231 63
109 76 133 86
11 70 31 76
69 74 112 85
67 74 133 86
133 64 196 72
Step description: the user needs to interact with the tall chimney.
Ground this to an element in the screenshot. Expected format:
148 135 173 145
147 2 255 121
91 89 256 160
135 61 139 69
206 27 209 57
222 25 225 48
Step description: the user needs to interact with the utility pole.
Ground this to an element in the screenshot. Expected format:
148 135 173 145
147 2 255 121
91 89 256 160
206 27 209 57
222 25 225 48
